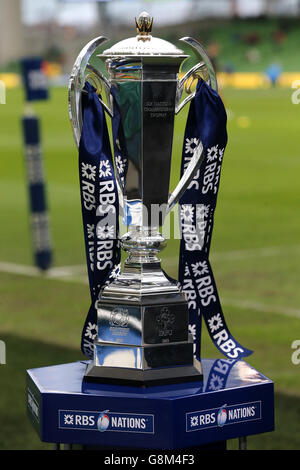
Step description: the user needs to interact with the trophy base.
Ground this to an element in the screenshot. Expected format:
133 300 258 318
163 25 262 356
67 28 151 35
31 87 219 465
87 236 203 387
84 335 203 387
84 359 203 387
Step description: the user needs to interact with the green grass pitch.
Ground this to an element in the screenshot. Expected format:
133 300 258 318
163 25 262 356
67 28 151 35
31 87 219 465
0 86 299 449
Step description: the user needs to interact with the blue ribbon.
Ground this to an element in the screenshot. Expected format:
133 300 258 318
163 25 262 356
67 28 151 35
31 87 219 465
203 358 238 393
79 83 120 358
79 80 252 362
179 80 252 361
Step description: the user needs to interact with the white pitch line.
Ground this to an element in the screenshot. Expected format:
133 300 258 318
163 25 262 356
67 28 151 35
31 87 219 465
45 265 87 278
1 244 300 319
0 262 41 277
211 244 300 261
0 262 87 282
1 244 299 279
222 297 300 319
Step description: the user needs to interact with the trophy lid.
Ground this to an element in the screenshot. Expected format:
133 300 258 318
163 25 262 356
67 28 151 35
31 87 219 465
100 11 185 57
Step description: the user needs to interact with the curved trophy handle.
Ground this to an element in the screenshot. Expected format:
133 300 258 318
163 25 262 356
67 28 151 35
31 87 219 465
68 36 112 148
166 37 218 213
175 36 218 115
167 141 204 213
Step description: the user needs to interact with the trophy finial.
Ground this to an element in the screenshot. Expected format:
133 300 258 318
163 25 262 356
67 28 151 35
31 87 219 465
135 11 153 37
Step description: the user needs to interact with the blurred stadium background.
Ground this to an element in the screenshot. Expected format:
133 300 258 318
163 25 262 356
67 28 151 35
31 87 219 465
0 0 299 450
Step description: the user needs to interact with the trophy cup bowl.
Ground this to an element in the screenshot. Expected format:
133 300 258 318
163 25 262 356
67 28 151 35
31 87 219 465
69 12 218 386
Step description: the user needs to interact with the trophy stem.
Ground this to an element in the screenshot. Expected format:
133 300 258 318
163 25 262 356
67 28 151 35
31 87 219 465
121 226 167 266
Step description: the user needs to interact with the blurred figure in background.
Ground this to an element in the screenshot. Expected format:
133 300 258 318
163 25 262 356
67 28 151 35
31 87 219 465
265 62 282 87
207 41 221 74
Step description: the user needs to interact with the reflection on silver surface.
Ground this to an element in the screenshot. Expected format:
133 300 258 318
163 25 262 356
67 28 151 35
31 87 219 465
94 340 193 369
110 73 142 203
97 300 189 348
97 304 142 346
102 55 184 226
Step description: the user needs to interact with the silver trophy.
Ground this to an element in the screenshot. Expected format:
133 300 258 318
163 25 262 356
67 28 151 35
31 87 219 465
69 12 217 386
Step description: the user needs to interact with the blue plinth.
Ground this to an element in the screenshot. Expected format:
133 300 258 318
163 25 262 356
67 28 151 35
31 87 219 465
26 359 274 449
